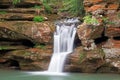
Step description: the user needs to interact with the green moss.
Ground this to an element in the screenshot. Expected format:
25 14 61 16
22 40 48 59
32 5 42 9
33 16 45 22
79 51 86 63
34 44 46 50
102 17 115 25
0 11 7 14
24 52 31 56
83 14 99 25
12 0 21 5
43 3 52 14
0 46 8 50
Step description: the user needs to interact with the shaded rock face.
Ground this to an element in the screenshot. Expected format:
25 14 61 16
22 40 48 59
0 47 52 70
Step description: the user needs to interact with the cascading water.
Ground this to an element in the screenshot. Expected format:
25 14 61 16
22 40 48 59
48 18 79 72
28 18 79 75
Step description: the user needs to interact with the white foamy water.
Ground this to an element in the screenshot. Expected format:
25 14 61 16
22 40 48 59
28 18 79 75
48 18 79 72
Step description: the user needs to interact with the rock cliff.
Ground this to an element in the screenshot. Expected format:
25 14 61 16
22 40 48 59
66 0 120 73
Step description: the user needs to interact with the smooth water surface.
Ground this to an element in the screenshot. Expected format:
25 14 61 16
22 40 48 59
0 70 120 80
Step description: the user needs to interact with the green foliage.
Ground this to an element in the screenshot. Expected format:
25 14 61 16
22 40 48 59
40 0 52 14
0 46 8 50
40 0 84 15
34 44 46 49
12 0 21 5
33 16 45 22
61 0 84 16
83 14 99 25
79 52 86 63
43 3 52 14
24 52 31 56
33 5 41 9
0 11 7 14
102 17 115 25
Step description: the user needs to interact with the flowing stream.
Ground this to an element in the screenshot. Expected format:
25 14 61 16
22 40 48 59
48 18 79 72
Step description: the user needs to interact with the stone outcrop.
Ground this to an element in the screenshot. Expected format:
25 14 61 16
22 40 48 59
0 47 52 70
0 21 54 44
0 0 54 70
65 46 120 73
73 0 120 73
65 47 105 73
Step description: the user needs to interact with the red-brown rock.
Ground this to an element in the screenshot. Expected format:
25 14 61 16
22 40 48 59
0 21 55 44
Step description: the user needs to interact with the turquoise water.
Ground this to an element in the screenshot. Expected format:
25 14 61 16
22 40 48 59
0 70 120 80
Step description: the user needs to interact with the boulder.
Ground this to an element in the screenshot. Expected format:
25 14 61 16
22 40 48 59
77 23 104 50
64 47 105 73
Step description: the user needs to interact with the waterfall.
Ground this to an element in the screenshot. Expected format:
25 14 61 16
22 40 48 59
48 18 79 72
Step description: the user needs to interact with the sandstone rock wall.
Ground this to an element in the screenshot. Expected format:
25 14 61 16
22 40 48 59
67 0 120 73
0 0 54 70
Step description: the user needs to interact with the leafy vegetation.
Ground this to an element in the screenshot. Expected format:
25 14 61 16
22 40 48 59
83 14 99 25
12 0 21 5
79 52 86 63
43 3 52 14
33 5 42 9
61 0 84 16
0 46 8 50
40 0 53 14
33 16 45 22
40 0 84 16
34 44 46 50
0 11 7 14
102 17 115 25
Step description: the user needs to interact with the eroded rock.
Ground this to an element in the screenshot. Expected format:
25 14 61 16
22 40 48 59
0 21 55 44
0 47 52 70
